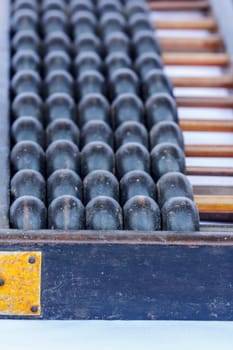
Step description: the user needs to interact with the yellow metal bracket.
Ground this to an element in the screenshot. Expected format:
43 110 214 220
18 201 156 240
0 252 41 316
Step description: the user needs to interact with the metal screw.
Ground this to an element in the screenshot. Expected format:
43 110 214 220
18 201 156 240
28 256 36 264
0 278 5 286
31 305 38 313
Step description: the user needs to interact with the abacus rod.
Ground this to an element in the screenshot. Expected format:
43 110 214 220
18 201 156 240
185 145 233 157
171 74 233 88
162 53 230 66
155 18 217 31
180 119 233 132
176 96 233 108
148 0 210 11
159 35 223 51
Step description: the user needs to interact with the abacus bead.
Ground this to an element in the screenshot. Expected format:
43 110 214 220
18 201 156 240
116 142 150 178
42 0 66 12
115 121 148 149
151 142 186 181
83 170 119 204
150 121 184 149
42 10 67 36
11 170 45 201
46 119 80 146
135 53 163 80
105 52 132 78
48 195 84 230
86 196 123 230
44 32 71 53
46 140 80 176
161 197 200 231
77 71 105 98
13 0 38 12
12 30 40 52
143 69 173 99
74 33 101 55
146 93 178 129
109 68 139 99
47 170 82 204
71 11 97 37
100 12 126 39
74 52 102 77
78 93 110 127
125 1 148 15
97 0 122 14
12 50 40 72
12 92 43 122
123 195 160 231
69 0 94 13
45 70 74 96
11 141 45 174
157 172 194 208
12 116 44 147
111 93 144 128
46 93 76 122
129 13 153 34
81 120 113 148
11 9 38 32
44 51 71 74
10 196 46 230
133 30 161 56
11 70 41 94
105 32 130 55
81 141 115 177
120 170 156 204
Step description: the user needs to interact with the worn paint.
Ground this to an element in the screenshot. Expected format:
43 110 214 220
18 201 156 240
0 252 41 316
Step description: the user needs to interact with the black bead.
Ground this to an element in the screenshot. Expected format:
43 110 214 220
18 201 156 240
116 142 150 178
150 121 184 149
100 12 126 39
125 1 148 15
81 141 115 177
161 197 200 231
11 70 41 95
120 170 156 204
11 9 38 32
77 71 105 99
123 195 160 231
44 51 71 74
74 52 102 77
12 30 40 52
47 169 82 204
46 119 80 146
97 0 122 14
74 33 102 56
83 170 119 204
104 32 130 55
115 121 148 149
143 69 173 99
111 93 144 129
11 140 45 174
46 140 80 176
12 116 44 147
78 93 110 127
133 30 161 56
46 93 76 123
12 50 40 72
129 13 153 35
109 68 139 99
48 195 84 230
10 196 47 230
81 120 113 148
45 70 74 96
42 10 68 36
151 142 186 181
86 196 122 230
146 93 178 129
11 169 45 201
71 11 97 38
12 92 43 122
157 172 194 208
105 52 132 79
44 32 71 53
135 53 163 80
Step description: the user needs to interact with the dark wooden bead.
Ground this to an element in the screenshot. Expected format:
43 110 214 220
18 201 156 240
11 70 41 95
150 121 184 149
129 13 153 35
161 197 200 231
81 120 113 148
45 70 74 96
11 9 38 32
100 12 126 39
78 93 110 127
46 140 80 176
146 93 178 129
104 32 130 55
12 50 40 72
86 196 122 230
12 92 43 122
120 170 156 204
74 33 102 55
143 69 173 99
109 68 139 99
123 195 160 231
44 32 71 53
11 169 45 201
77 71 105 99
46 93 76 123
105 52 132 79
12 116 44 147
83 170 119 204
44 51 71 74
97 0 122 14
47 169 82 204
48 195 84 230
10 196 47 230
133 30 161 56
74 52 102 77
151 142 186 181
12 30 40 52
157 172 194 208
115 121 148 149
116 142 150 178
111 93 144 128
81 141 115 177
11 140 45 174
125 1 148 15
46 119 80 146
71 11 97 38
42 10 67 36
135 53 163 80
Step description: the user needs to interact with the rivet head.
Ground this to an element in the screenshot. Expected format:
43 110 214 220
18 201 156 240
28 256 36 264
31 305 38 313
0 278 5 286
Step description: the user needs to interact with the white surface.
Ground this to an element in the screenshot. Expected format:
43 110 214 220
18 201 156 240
1 321 233 350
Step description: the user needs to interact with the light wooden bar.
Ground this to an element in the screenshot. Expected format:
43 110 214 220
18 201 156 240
172 75 233 88
149 1 209 11
180 119 233 132
185 145 233 157
159 35 223 52
195 195 233 213
162 53 230 66
155 18 217 31
187 166 233 176
176 96 233 108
